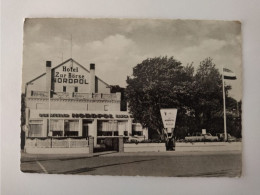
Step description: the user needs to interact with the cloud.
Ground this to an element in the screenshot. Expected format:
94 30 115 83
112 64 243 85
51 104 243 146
86 34 137 55
175 38 227 63
71 34 142 86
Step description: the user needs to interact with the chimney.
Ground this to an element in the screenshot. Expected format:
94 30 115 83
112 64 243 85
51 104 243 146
90 63 95 93
46 61 52 92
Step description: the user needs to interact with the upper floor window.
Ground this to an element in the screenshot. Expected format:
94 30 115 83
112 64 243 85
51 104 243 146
104 105 109 111
74 86 78 93
63 86 66 92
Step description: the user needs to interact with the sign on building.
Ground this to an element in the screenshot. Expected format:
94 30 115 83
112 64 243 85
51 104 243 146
160 109 178 133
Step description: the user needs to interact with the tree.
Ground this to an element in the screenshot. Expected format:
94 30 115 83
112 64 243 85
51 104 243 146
226 98 242 138
189 58 223 133
126 56 240 141
187 58 240 137
125 56 193 140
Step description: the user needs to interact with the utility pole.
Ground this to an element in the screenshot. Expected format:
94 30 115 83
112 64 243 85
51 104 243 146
222 66 227 142
48 90 51 136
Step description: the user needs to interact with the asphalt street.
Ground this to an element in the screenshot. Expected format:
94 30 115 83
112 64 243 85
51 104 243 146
21 150 242 177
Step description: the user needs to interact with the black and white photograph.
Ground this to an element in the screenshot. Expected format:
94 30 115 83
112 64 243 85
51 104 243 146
20 18 243 177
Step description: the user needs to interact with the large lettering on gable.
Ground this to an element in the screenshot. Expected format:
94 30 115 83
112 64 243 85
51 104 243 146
54 66 88 84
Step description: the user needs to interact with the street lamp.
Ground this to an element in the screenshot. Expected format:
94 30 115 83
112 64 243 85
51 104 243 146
48 89 55 137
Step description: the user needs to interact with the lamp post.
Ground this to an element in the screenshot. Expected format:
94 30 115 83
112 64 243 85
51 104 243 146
48 90 51 136
48 90 54 137
222 67 227 142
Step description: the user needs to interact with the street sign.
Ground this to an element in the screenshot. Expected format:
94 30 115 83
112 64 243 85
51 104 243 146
202 129 206 135
160 109 178 129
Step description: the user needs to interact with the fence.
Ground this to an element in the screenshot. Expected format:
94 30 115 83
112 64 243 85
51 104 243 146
25 137 89 148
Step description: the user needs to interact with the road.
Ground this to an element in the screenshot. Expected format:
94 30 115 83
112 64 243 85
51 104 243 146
21 150 241 177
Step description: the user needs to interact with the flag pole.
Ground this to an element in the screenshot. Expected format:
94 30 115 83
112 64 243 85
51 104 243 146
48 89 51 136
222 66 227 141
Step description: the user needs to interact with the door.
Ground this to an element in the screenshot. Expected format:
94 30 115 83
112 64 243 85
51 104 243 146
82 125 89 137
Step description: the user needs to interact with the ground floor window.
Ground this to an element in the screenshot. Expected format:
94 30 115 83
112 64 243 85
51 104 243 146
29 120 43 137
132 123 142 131
118 121 128 136
132 123 143 136
46 119 80 137
49 119 63 136
64 120 79 136
132 131 143 136
97 120 118 136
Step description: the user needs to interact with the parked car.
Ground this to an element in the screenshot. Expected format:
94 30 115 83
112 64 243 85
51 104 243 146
185 132 219 142
185 132 204 142
204 133 219 141
128 135 145 142
216 133 237 142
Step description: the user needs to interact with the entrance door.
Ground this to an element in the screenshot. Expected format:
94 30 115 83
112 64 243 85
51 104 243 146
82 119 92 138
95 137 119 153
82 125 88 137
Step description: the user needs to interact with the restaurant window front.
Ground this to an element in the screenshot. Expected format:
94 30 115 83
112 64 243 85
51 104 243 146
47 119 63 136
51 119 63 136
97 120 118 136
64 120 79 136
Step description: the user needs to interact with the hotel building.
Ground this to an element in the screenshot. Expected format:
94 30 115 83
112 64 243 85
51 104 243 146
24 59 148 152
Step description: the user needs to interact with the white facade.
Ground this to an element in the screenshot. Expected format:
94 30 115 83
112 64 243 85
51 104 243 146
25 59 148 148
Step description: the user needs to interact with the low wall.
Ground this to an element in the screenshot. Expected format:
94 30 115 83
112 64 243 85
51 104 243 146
25 138 90 154
24 147 90 154
124 143 166 152
175 142 242 152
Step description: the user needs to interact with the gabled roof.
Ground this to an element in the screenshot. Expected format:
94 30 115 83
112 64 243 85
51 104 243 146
26 58 110 87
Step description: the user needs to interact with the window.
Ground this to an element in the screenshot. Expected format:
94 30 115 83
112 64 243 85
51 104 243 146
132 131 143 136
132 123 143 136
114 131 119 136
63 86 66 92
132 124 142 131
104 105 109 111
97 120 118 136
29 120 43 137
74 86 78 92
48 119 63 136
118 121 128 136
64 120 79 136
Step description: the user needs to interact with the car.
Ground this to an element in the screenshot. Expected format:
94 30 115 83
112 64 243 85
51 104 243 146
128 135 146 142
185 132 219 142
204 133 219 142
185 132 204 142
216 133 237 142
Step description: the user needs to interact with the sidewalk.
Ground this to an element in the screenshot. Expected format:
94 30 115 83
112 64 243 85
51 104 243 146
21 142 242 161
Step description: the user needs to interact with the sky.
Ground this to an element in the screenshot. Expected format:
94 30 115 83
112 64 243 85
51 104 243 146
23 18 242 100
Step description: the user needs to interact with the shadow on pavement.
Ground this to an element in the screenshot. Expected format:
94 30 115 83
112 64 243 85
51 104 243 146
175 168 241 177
60 158 156 174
